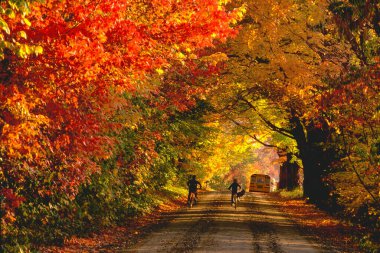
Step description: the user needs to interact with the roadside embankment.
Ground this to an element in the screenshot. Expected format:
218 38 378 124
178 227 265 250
273 189 376 253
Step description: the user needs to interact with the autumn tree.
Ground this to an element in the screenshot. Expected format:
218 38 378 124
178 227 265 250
319 0 380 239
215 0 379 246
213 0 344 203
1 0 243 249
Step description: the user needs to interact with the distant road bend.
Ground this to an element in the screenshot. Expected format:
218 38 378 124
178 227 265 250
127 191 323 253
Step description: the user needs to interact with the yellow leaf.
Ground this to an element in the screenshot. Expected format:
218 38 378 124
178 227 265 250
19 31 27 39
176 52 186 59
97 33 107 43
34 45 43 55
22 17 31 27
155 68 164 75
0 19 10 34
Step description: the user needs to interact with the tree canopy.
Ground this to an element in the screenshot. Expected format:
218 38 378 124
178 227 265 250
1 0 379 251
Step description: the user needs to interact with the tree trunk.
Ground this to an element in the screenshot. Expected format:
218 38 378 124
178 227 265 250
290 115 331 205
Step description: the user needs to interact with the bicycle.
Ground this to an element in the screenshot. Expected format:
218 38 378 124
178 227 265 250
188 192 196 208
188 185 202 208
228 179 241 210
232 193 238 209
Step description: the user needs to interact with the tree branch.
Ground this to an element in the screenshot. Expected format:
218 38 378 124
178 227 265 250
342 129 378 203
228 118 284 149
237 95 295 139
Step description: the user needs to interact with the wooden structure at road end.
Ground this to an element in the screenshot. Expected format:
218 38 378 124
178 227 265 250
278 152 303 190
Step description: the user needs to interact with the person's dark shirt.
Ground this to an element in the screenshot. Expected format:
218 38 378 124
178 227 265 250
228 182 241 193
187 179 201 192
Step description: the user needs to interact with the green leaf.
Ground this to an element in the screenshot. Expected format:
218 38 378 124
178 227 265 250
0 19 10 34
8 2 19 11
5 8 16 19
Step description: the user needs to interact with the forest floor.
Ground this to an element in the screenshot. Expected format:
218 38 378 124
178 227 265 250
41 191 366 253
273 194 364 252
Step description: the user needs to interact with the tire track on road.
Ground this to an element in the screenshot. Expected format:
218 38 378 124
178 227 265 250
127 191 221 253
248 192 322 253
170 192 222 253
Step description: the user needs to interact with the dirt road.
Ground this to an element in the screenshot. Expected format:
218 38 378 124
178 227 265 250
127 191 324 253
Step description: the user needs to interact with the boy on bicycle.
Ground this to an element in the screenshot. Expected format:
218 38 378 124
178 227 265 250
187 175 201 204
228 178 241 205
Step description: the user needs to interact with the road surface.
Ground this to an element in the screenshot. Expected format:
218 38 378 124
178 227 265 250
127 191 324 253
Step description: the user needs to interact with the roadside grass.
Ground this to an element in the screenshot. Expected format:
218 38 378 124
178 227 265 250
162 185 188 199
278 187 303 199
147 185 188 211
